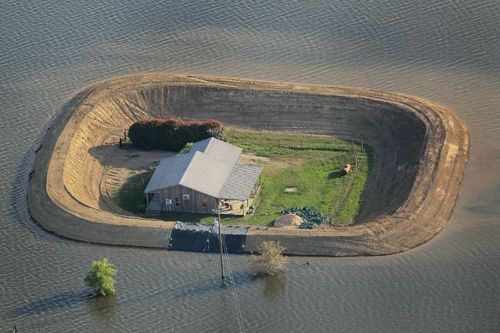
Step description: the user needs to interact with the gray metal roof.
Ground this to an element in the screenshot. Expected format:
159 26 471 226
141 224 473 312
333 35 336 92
190 137 242 165
144 138 262 200
144 153 192 193
218 164 263 200
180 151 234 197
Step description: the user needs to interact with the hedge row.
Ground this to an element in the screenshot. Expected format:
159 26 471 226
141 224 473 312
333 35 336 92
128 118 225 151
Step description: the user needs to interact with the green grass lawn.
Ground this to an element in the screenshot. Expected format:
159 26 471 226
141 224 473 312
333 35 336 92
114 127 372 226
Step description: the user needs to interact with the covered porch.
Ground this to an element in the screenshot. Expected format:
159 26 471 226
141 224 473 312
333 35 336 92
219 181 261 216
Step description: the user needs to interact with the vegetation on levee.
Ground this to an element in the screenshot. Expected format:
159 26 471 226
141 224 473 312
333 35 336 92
128 118 224 151
114 127 372 226
252 241 287 275
84 258 117 297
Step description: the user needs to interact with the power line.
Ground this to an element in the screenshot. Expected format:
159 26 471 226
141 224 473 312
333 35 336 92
222 235 245 333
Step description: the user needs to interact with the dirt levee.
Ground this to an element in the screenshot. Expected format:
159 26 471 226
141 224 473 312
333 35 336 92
28 73 469 255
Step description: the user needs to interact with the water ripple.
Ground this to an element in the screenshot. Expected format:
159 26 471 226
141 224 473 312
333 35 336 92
1 0 499 332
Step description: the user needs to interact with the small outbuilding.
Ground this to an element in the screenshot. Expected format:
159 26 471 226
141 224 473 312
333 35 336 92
144 138 262 216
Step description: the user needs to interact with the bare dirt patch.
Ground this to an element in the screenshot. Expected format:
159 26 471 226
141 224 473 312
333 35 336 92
284 187 298 193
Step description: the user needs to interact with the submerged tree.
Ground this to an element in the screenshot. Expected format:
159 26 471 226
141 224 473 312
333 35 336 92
252 241 287 275
84 258 117 296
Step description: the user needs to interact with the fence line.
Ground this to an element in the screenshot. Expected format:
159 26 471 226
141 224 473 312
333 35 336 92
330 141 364 225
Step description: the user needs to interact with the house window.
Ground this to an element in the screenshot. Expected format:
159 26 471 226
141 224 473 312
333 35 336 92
201 201 208 208
182 194 190 200
175 197 180 206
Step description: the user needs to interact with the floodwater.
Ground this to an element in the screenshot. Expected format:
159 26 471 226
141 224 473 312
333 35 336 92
0 1 498 332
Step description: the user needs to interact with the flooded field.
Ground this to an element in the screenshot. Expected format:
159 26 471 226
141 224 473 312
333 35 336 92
0 1 498 332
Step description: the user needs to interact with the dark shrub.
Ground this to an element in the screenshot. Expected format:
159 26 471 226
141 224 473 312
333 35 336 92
128 118 225 151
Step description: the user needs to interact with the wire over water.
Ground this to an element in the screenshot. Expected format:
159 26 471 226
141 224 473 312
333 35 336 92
222 234 245 333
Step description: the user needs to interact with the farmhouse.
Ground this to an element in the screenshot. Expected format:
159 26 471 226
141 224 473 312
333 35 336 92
144 138 262 216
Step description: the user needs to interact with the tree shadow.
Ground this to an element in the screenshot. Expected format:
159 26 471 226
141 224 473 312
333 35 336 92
328 170 345 179
173 269 285 301
10 290 94 316
180 270 287 301
88 144 172 169
9 269 286 319
85 293 118 322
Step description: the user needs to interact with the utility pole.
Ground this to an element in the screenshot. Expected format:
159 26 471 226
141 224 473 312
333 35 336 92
216 202 225 284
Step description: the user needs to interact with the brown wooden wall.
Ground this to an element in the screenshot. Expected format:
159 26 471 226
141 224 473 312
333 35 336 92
156 185 219 214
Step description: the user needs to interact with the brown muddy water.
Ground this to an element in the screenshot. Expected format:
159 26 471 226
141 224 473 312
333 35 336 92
0 1 498 332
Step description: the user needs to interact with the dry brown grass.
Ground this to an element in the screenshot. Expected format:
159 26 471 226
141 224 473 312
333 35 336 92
252 241 287 275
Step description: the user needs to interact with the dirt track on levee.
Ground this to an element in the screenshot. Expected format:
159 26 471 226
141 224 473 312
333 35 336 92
28 73 469 256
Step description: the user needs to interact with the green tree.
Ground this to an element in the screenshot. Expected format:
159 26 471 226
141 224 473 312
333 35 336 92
84 258 117 296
